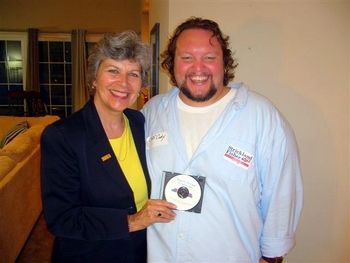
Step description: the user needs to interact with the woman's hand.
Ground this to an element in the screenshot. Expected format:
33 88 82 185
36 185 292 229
128 199 177 232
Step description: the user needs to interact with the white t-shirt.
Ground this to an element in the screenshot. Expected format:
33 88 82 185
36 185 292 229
177 88 236 159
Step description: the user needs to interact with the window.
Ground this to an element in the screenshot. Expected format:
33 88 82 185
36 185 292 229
38 33 101 118
0 31 101 117
86 33 102 56
39 33 72 118
0 32 27 115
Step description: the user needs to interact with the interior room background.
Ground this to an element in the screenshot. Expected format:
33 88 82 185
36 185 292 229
0 0 147 117
0 0 349 262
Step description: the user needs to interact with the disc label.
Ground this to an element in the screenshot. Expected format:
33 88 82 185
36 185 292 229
162 171 206 213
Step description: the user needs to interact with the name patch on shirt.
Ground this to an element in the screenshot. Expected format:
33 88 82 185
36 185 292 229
147 132 168 148
223 145 253 170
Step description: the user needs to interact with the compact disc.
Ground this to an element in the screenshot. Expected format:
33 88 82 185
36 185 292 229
164 174 202 211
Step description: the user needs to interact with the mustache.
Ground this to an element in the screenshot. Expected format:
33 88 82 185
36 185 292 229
185 72 212 78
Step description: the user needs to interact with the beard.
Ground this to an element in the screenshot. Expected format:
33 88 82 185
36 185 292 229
178 78 217 102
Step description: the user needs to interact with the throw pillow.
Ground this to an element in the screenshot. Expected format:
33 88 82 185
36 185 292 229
0 121 29 148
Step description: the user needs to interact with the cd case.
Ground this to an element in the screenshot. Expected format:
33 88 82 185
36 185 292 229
161 171 206 213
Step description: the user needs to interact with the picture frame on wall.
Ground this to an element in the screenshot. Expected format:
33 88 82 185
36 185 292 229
150 23 160 98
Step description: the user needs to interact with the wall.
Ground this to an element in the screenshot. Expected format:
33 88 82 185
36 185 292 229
348 8 350 253
151 0 350 262
149 0 169 94
0 0 142 33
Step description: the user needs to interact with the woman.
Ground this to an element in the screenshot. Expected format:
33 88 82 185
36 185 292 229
41 31 176 263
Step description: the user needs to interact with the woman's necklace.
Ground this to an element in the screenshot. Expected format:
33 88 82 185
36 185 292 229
115 126 129 162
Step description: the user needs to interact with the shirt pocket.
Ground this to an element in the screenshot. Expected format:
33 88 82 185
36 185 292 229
217 137 256 182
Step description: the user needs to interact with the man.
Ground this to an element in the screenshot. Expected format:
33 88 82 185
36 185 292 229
142 17 303 263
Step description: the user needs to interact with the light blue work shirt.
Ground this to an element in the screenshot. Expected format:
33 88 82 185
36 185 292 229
142 83 303 263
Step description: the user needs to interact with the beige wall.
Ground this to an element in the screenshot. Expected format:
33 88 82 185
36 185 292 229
149 0 169 94
0 0 142 33
151 0 350 262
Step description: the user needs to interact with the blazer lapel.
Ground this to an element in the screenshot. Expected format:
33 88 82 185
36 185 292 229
83 100 133 196
125 109 151 197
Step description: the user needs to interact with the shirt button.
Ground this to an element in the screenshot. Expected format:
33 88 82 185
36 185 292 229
178 233 185 239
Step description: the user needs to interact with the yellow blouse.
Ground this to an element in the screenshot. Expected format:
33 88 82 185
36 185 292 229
109 115 148 212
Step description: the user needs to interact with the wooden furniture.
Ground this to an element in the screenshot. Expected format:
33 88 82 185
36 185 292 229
8 91 47 116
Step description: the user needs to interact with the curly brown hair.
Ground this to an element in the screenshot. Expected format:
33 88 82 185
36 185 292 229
161 17 238 86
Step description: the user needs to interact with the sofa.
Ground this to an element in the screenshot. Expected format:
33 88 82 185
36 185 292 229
0 115 59 263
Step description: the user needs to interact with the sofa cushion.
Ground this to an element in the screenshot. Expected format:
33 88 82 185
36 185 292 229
0 155 16 181
0 133 35 162
26 125 45 144
27 115 60 127
0 121 29 149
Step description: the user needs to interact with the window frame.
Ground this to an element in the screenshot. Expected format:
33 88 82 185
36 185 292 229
38 33 73 117
0 32 28 114
0 31 102 117
0 32 28 88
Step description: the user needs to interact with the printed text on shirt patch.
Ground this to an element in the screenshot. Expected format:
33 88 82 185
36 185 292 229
223 145 253 170
147 132 168 148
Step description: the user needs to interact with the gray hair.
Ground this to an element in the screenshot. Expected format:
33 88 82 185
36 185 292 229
87 31 150 94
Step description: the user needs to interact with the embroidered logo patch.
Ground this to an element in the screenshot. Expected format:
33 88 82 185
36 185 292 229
223 145 253 170
147 132 168 148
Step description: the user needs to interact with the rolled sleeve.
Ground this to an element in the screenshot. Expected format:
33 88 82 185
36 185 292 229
260 236 295 257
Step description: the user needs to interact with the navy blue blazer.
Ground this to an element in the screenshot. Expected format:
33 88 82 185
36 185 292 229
41 100 150 262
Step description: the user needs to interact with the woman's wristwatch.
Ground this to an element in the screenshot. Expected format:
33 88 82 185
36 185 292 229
262 256 284 263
